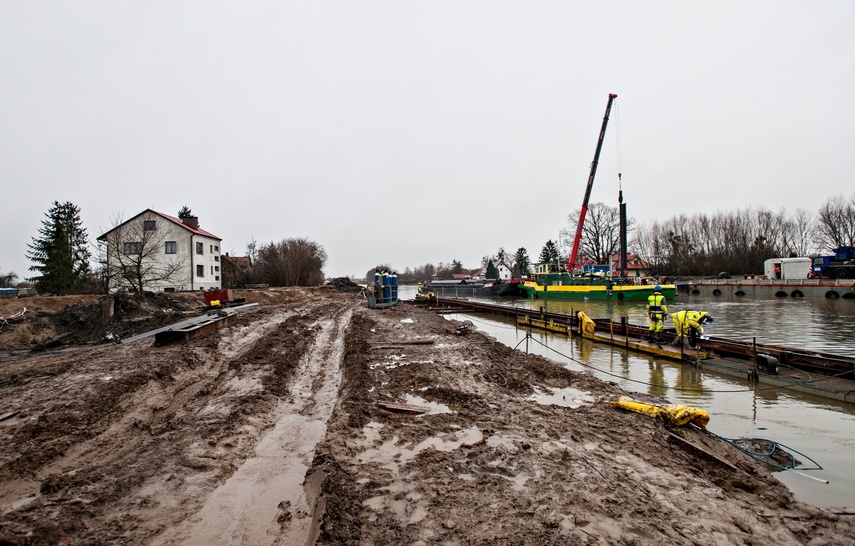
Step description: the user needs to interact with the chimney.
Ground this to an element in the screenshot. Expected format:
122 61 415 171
183 216 199 229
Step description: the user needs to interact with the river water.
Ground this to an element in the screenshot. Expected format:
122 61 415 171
397 285 855 509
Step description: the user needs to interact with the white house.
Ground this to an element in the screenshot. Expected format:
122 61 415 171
97 210 223 292
495 261 513 280
471 261 513 281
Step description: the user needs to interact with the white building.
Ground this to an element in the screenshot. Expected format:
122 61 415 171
97 210 222 292
471 261 513 281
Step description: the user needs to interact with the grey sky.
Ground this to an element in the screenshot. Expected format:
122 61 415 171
2 1 853 280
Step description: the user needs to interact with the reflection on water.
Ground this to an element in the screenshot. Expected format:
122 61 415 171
396 285 855 508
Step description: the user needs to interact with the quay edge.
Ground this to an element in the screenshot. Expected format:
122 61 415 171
678 278 855 299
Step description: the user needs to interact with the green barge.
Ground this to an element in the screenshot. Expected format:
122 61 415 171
519 263 676 301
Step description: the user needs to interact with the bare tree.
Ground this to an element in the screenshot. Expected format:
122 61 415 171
0 267 17 288
781 208 819 257
560 202 634 264
254 237 327 286
816 193 855 250
633 206 825 277
99 212 188 291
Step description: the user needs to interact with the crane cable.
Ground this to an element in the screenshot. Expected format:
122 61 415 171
613 97 623 191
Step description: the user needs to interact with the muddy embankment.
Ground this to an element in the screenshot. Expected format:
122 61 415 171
0 288 853 545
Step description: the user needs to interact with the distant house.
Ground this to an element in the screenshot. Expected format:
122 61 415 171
432 269 472 281
495 261 512 280
609 253 652 278
221 254 253 288
97 210 222 292
471 261 513 281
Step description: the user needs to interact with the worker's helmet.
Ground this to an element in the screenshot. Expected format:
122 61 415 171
654 285 662 292
700 314 713 324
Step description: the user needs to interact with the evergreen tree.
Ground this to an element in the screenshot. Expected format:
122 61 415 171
27 201 92 294
514 248 531 277
177 206 193 219
539 240 560 264
485 260 498 279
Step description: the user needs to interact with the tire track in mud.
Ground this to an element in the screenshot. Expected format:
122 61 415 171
153 302 354 546
0 300 334 544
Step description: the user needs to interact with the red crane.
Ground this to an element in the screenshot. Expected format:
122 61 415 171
567 93 617 270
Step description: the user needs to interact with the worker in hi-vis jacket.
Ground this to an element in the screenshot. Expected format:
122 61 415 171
646 285 668 343
671 310 713 348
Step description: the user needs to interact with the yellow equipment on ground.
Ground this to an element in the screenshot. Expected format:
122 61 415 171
609 396 710 427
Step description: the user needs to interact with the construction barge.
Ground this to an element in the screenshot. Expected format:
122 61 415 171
679 278 855 299
413 297 855 404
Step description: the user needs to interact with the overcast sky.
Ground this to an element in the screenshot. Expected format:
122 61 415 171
2 1 854 280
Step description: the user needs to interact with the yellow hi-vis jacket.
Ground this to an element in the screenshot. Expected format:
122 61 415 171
671 310 710 336
647 293 667 318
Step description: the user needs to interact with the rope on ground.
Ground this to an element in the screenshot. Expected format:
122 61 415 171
0 307 27 330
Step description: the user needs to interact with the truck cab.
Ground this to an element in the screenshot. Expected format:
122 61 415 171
812 246 855 279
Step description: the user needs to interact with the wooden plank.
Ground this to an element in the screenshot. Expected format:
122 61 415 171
368 340 435 346
0 410 21 422
154 314 236 346
667 432 740 473
378 401 430 414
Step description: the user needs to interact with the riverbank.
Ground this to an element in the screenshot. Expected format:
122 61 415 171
0 290 853 544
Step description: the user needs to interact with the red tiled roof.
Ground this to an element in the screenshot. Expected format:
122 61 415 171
224 256 252 268
97 209 221 240
155 211 220 239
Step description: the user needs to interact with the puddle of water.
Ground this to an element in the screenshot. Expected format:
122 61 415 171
223 375 264 395
363 482 430 525
486 434 517 451
370 353 425 370
356 426 483 474
404 393 453 415
528 386 595 408
362 421 383 444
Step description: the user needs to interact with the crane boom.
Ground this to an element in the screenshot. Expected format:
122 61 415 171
568 93 617 270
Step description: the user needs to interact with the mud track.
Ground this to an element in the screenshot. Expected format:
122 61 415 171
1 289 853 545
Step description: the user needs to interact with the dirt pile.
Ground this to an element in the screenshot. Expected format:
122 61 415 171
0 293 852 545
326 277 364 293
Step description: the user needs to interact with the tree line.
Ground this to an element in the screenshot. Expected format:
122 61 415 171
5 193 854 293
366 193 855 282
634 193 855 277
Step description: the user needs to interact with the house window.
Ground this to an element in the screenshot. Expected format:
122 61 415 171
143 220 156 231
196 242 203 255
122 265 138 278
214 245 219 252
123 242 142 255
210 265 214 274
210 244 213 253
214 255 219 262
165 241 177 254
196 265 204 277
215 266 219 272
215 275 220 281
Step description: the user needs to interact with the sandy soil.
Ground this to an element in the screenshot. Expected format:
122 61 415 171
0 288 853 545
